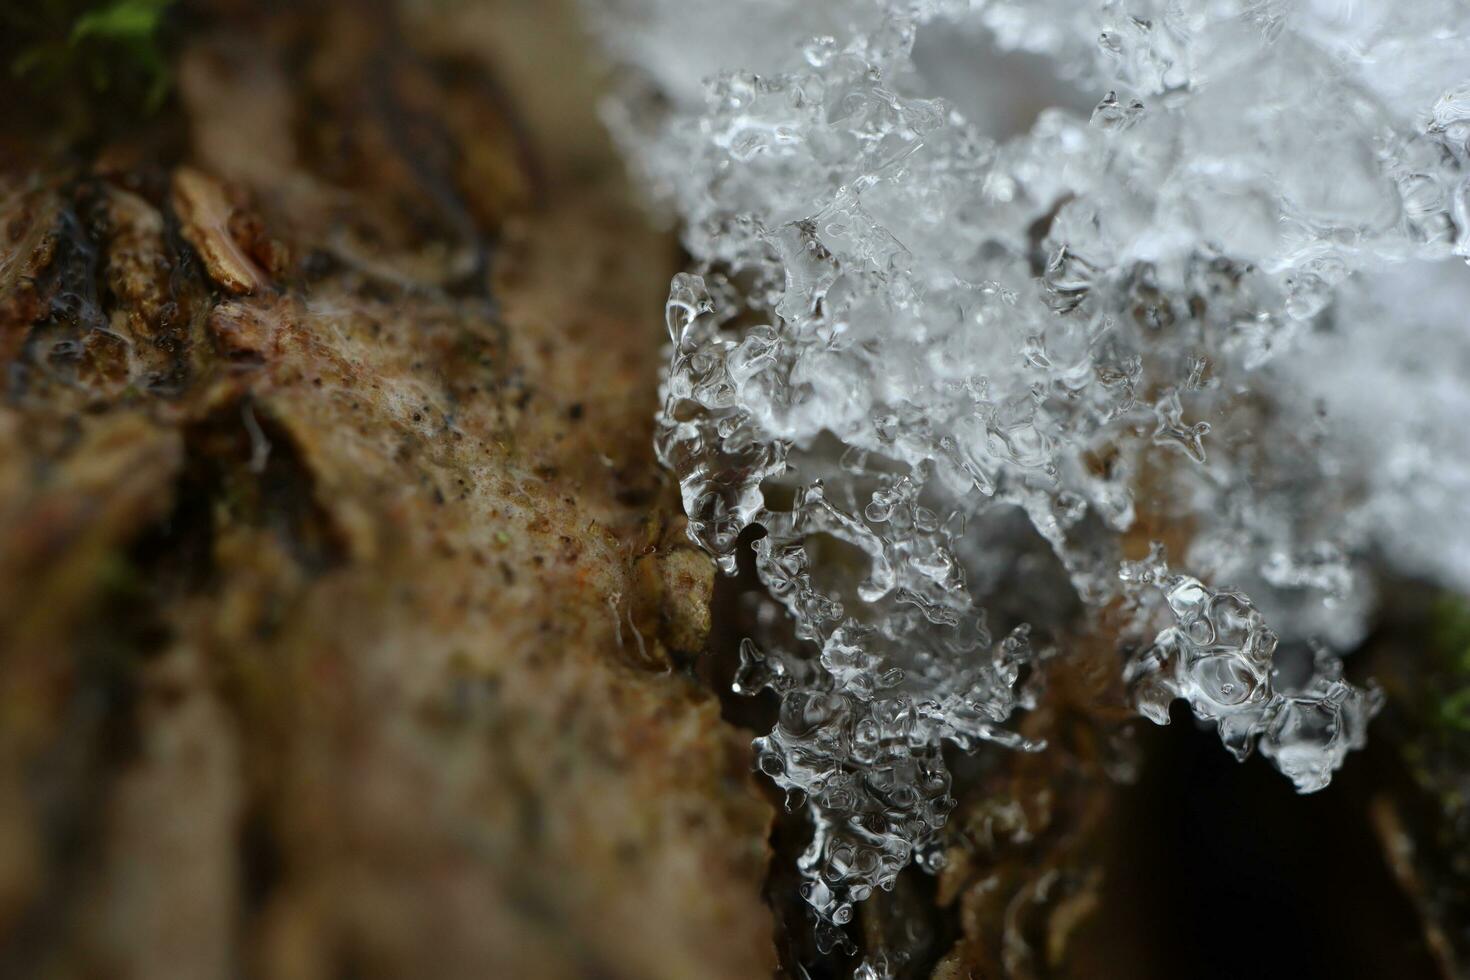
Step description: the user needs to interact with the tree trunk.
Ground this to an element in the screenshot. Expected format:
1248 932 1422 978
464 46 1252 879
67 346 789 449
0 3 777 978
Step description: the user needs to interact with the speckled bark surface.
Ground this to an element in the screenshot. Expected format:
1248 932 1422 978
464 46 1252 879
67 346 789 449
0 3 775 978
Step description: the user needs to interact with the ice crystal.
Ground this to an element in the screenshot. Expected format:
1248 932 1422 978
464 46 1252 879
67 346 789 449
1120 545 1382 793
588 0 1470 938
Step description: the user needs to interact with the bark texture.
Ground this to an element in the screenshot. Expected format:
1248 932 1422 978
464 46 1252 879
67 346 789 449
3 5 1462 980
0 3 776 978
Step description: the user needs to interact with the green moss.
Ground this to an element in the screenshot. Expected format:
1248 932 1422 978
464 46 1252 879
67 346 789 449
1430 595 1470 733
4 0 179 136
94 549 145 599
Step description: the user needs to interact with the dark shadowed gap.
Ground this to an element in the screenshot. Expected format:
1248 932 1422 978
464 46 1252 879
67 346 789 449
1076 705 1441 980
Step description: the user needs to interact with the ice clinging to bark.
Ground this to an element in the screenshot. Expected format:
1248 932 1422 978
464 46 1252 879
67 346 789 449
589 0 1470 940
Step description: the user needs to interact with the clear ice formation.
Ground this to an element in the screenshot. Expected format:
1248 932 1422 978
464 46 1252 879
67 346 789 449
588 0 1470 937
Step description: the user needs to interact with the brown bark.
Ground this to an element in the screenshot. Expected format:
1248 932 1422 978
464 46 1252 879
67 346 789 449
0 3 776 978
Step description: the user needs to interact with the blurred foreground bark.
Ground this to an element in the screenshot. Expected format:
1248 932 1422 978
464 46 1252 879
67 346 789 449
0 3 777 978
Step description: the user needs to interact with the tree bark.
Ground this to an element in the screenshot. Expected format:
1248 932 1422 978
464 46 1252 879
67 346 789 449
0 3 777 978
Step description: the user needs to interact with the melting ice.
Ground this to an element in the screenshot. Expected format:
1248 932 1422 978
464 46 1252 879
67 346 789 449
588 0 1470 940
